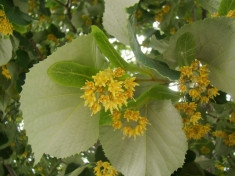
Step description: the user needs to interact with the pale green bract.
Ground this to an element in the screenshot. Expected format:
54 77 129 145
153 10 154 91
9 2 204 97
0 37 12 66
100 100 187 176
103 0 139 45
163 17 235 99
20 34 106 163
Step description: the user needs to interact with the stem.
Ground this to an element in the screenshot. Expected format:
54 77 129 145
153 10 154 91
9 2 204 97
54 0 77 33
202 8 207 19
4 164 17 176
29 39 44 61
53 0 66 6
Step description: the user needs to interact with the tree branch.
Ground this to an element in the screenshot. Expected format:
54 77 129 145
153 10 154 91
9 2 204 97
4 164 17 176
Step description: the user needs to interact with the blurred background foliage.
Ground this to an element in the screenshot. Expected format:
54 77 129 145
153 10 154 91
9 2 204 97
0 0 234 176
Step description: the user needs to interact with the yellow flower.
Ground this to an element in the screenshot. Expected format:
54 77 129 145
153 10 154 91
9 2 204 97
183 124 210 140
81 68 138 114
190 112 201 124
189 89 201 100
124 77 139 91
179 66 193 77
226 10 235 17
85 18 92 26
93 161 118 176
207 87 220 98
170 27 176 34
200 146 210 154
114 67 125 77
213 130 227 138
179 83 187 93
0 10 13 35
47 34 58 43
224 132 235 147
1 65 11 79
215 164 224 171
200 96 209 104
191 60 200 70
135 10 143 19
230 113 235 123
211 13 219 17
112 110 150 139
162 5 170 13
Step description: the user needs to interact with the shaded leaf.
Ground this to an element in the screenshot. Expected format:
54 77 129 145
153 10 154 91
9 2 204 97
176 32 196 66
0 37 12 66
163 17 235 99
103 0 139 45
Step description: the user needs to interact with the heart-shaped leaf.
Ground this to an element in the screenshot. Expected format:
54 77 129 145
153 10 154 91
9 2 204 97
20 34 106 162
100 100 187 176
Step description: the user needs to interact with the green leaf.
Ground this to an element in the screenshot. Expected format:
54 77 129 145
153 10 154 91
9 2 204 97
12 23 27 34
0 37 12 66
180 162 205 176
103 0 139 45
47 61 97 88
128 17 180 80
197 0 221 14
5 6 34 25
20 34 106 163
218 0 235 16
95 145 109 162
69 165 88 176
0 123 16 150
149 36 169 54
58 154 84 176
176 32 196 66
163 17 235 99
100 100 187 176
128 84 180 109
91 26 129 69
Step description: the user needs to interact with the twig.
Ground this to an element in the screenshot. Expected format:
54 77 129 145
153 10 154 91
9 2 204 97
54 0 77 33
29 39 44 61
202 8 207 19
4 164 17 176
53 0 66 7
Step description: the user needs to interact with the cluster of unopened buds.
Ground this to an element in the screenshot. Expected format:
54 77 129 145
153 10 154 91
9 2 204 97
81 67 150 139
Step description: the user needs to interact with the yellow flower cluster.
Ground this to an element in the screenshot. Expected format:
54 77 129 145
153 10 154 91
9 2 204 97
179 60 219 104
1 65 11 79
112 110 150 139
93 161 118 176
135 10 143 19
155 5 170 22
226 10 235 17
183 123 210 140
213 131 235 147
212 10 235 18
81 68 139 115
215 164 225 171
28 0 36 14
47 34 58 44
0 10 13 35
200 146 210 154
230 113 235 123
